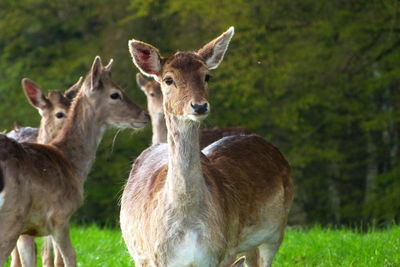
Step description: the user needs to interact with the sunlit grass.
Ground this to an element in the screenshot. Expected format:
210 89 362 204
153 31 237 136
275 226 400 266
4 225 399 266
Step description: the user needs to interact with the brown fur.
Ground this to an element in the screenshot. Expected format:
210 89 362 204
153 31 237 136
9 77 82 267
122 27 293 266
0 57 148 267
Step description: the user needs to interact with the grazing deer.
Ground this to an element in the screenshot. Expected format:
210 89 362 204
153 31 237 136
121 27 293 266
136 73 252 147
8 78 81 267
0 56 149 267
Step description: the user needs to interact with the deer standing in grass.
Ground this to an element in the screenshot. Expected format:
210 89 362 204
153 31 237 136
136 73 252 147
120 27 293 266
8 78 81 267
0 56 149 267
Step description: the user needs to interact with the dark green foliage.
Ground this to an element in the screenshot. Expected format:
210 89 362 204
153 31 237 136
0 0 399 226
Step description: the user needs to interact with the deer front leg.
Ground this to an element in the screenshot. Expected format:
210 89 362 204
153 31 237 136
52 238 65 267
0 227 21 266
12 235 36 267
42 236 60 267
257 231 284 267
0 209 25 265
41 236 65 267
51 225 76 267
230 256 246 267
241 249 259 267
10 247 21 267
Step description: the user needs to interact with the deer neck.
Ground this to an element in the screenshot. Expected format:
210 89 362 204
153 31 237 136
36 123 47 144
151 112 168 144
164 112 206 209
51 94 106 179
37 122 53 144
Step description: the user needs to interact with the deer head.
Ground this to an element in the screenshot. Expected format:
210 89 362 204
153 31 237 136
129 27 234 122
81 56 149 129
22 77 82 143
136 73 163 118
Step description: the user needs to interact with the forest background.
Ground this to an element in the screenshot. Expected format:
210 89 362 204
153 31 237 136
0 0 399 227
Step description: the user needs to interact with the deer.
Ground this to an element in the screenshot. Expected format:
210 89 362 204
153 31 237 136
0 56 149 267
136 73 253 147
6 78 79 145
8 78 81 267
120 26 293 267
6 125 38 143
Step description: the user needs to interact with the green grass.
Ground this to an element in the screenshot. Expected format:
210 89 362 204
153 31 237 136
4 225 400 266
275 226 400 266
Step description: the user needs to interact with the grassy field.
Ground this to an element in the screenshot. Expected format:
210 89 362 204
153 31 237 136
4 225 400 266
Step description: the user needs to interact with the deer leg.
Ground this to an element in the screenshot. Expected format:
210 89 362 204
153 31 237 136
230 256 246 267
257 232 284 267
0 211 25 265
51 226 76 267
10 247 22 267
42 236 55 267
242 248 259 267
14 235 36 267
0 229 20 266
52 238 65 267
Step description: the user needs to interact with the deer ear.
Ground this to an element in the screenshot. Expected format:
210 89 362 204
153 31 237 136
104 59 114 71
197 26 234 70
91 56 103 91
136 73 149 91
230 257 245 267
129 40 162 81
22 78 49 111
64 76 83 100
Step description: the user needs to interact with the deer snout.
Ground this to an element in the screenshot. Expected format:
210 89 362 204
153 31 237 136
190 102 209 115
132 111 150 129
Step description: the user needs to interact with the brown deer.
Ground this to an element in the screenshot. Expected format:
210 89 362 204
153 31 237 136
8 78 81 267
0 56 149 267
6 78 80 145
136 73 253 147
120 27 293 266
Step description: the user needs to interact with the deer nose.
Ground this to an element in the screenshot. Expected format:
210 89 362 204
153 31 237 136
190 102 209 115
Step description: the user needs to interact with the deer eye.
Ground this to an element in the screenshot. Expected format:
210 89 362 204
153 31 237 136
205 74 211 82
110 92 121 100
164 77 174 85
150 93 155 97
55 112 65 119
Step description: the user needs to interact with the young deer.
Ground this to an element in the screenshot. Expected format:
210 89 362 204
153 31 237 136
121 27 293 266
6 78 80 144
8 78 81 267
0 56 149 267
136 73 252 147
